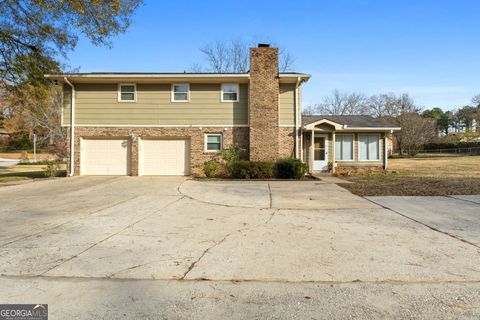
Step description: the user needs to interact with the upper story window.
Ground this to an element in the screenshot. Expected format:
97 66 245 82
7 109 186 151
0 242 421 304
172 84 189 102
118 84 136 102
359 134 380 161
221 84 239 102
335 134 354 161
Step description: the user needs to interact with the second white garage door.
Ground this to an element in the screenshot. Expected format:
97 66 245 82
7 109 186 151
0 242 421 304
139 139 190 176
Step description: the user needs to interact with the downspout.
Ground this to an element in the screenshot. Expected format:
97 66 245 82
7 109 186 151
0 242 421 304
294 77 301 159
64 77 75 177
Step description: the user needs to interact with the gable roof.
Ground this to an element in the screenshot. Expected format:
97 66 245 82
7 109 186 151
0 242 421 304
302 115 400 130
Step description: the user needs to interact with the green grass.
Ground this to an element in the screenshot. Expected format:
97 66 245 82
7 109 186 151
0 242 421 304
0 164 66 185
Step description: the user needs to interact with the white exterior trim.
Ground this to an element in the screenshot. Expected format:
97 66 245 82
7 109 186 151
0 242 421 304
220 83 239 102
61 124 249 128
171 83 190 102
46 73 310 79
118 83 137 102
204 133 223 152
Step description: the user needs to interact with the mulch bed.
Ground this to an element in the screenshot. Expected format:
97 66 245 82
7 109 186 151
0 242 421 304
338 175 480 197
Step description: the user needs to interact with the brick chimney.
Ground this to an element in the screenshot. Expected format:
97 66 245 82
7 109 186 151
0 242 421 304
248 44 280 162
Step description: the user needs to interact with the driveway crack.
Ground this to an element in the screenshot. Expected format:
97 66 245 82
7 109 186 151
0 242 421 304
181 209 278 280
268 183 273 208
181 233 230 280
40 195 185 276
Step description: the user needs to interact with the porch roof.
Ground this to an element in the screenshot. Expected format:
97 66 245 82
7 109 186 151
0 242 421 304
302 115 400 131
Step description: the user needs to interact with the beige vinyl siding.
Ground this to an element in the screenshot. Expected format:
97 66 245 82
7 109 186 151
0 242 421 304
279 83 295 126
63 83 248 126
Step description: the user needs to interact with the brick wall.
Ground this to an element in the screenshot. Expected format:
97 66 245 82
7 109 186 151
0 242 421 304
67 126 249 176
248 46 280 162
278 127 295 158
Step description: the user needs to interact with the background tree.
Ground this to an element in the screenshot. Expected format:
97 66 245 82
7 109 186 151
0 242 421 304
456 105 478 132
393 113 436 155
308 90 368 115
195 38 295 73
1 0 142 85
473 94 480 108
422 108 452 135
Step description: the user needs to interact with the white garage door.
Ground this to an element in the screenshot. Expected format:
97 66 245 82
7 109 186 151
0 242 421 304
81 139 131 175
139 139 190 176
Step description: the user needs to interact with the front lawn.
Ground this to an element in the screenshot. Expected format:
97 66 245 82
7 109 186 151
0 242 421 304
0 164 66 185
338 156 480 196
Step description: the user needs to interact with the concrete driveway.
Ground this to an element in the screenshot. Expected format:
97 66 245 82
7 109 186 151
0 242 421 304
1 177 480 319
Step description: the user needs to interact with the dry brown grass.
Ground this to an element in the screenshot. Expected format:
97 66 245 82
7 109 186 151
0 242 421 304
339 156 480 196
388 156 480 178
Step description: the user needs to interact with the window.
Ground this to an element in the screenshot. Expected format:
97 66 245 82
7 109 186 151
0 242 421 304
172 84 189 102
221 84 239 102
118 84 136 102
359 134 380 160
335 135 353 160
205 134 222 152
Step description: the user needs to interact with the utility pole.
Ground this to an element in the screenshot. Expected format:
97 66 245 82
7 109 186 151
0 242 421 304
33 133 36 163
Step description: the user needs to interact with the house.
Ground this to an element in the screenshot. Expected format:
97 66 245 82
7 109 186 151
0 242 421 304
302 115 399 174
46 44 399 177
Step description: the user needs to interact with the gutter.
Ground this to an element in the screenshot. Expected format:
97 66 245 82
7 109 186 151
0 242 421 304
63 77 75 177
294 77 301 159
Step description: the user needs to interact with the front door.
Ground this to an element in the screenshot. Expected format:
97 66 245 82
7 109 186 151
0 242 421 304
313 134 328 171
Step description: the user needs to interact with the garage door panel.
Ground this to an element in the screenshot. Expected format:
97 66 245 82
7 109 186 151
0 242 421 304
140 139 189 176
81 139 131 175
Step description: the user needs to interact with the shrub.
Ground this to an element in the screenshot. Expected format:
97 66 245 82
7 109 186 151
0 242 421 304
230 160 273 179
221 144 247 175
7 134 33 150
43 160 57 178
275 158 308 179
203 161 218 178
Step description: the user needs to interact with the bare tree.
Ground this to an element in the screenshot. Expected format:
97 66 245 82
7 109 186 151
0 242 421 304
301 105 318 116
196 39 295 73
312 90 367 115
366 93 420 117
5 83 64 146
392 113 436 155
473 94 480 107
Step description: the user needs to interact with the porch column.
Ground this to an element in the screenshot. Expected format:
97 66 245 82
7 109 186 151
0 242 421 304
384 134 388 170
310 129 314 172
332 131 336 174
300 130 304 161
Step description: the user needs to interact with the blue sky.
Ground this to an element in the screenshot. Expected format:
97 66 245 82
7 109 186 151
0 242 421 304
67 0 479 110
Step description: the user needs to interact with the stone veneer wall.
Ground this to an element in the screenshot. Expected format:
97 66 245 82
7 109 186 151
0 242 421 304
248 47 280 162
67 126 249 176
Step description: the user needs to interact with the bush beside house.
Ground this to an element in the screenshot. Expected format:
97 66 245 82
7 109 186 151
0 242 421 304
202 145 308 180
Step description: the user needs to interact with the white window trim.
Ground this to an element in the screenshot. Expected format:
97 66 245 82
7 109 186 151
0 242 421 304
171 83 190 102
220 83 239 102
335 134 355 161
204 134 223 152
118 83 137 102
358 133 381 161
